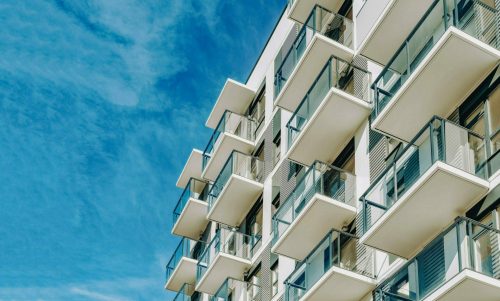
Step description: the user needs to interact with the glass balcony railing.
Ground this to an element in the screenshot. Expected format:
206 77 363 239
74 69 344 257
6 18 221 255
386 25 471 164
207 151 264 211
374 216 500 301
272 161 356 245
274 5 354 99
287 55 372 149
196 228 261 282
360 116 489 236
173 283 195 301
166 238 205 284
285 229 387 301
202 111 257 171
173 178 210 226
372 0 499 119
211 278 262 301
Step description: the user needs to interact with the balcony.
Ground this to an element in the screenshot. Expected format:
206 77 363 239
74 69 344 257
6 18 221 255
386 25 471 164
374 217 500 301
285 229 386 301
196 228 260 295
211 278 262 301
177 149 204 189
372 0 500 142
206 79 255 129
272 161 357 261
207 151 264 227
286 56 372 166
202 111 257 181
287 0 346 24
274 5 354 112
172 178 211 240
360 117 490 259
358 0 435 64
165 238 204 292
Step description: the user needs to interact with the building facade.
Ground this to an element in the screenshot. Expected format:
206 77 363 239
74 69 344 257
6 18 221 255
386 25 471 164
166 0 500 300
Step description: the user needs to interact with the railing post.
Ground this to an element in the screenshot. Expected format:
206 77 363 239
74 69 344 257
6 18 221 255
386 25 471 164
443 0 449 29
441 118 446 163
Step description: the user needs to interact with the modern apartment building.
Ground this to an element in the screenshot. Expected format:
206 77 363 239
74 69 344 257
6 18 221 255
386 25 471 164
165 0 500 300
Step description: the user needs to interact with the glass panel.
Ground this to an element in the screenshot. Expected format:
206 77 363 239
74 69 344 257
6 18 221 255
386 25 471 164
211 278 261 301
173 283 195 301
166 238 196 283
274 5 354 98
272 161 356 244
173 178 210 226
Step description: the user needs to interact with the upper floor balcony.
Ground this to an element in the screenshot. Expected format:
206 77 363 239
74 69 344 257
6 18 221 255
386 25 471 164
374 216 500 301
211 278 262 301
371 0 499 142
207 151 264 227
286 56 372 166
357 0 435 64
285 229 389 301
196 227 260 295
274 5 354 112
202 111 257 181
272 161 357 261
360 117 490 259
165 238 205 292
172 178 211 240
287 0 346 24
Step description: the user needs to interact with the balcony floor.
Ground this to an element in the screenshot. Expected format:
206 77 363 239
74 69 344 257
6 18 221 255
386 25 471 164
195 253 251 295
422 270 500 301
373 28 500 142
172 198 208 240
202 133 254 181
275 34 354 112
359 0 435 64
207 174 263 227
165 257 197 292
287 88 371 166
272 194 357 261
360 162 489 259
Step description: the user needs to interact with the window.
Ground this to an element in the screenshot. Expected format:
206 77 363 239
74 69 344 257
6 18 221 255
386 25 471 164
249 85 266 138
271 261 279 297
273 131 281 166
246 266 261 301
288 161 304 181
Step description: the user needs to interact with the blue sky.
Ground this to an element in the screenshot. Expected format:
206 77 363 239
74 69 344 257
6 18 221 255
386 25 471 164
0 1 284 300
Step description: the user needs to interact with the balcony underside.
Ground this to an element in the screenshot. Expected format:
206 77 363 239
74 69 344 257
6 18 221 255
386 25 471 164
271 194 357 261
202 134 254 181
176 149 203 188
196 253 251 295
361 162 489 259
172 198 208 240
288 0 343 24
301 266 377 301
287 88 372 166
207 175 264 227
373 28 500 142
206 79 255 129
422 270 500 301
360 0 435 64
165 257 198 292
275 34 354 112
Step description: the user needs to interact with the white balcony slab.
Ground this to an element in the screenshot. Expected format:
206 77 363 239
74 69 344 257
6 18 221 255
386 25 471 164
359 0 435 64
195 253 251 295
207 175 264 227
288 0 343 24
206 79 255 129
176 149 203 188
201 134 254 181
172 198 209 240
373 28 500 142
271 194 357 261
287 88 372 166
301 266 377 301
165 257 198 292
275 34 354 112
360 162 489 259
422 270 500 301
